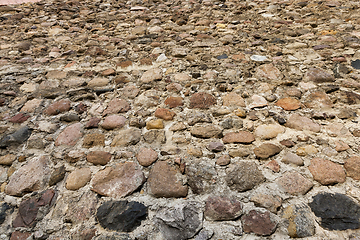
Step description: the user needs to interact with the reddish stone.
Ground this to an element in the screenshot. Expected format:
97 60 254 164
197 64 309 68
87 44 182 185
116 60 133 68
85 46 107 56
44 99 71 115
9 113 30 123
85 117 101 129
10 232 31 240
136 148 158 167
304 91 333 109
75 102 87 114
308 158 345 185
204 196 242 221
102 98 130 116
101 115 127 130
304 68 334 83
222 131 255 144
87 151 112 165
242 210 277 236
155 108 176 120
266 160 280 173
276 97 301 111
345 156 360 180
189 92 216 109
0 98 5 106
164 96 184 108
55 123 82 146
277 172 313 195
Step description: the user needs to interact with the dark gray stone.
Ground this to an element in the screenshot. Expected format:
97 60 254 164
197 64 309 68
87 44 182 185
195 229 214 240
0 203 12 225
60 113 81 122
94 233 132 240
96 200 147 232
154 202 202 240
309 192 360 230
0 126 32 148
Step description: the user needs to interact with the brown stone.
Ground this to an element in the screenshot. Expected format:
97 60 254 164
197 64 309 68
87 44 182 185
148 161 188 198
275 97 301 111
277 171 313 195
254 143 282 159
82 133 105 148
255 63 282 81
222 131 255 144
155 108 176 120
189 92 216 109
304 91 333 109
102 98 130 116
87 151 112 165
280 139 296 148
304 68 335 83
242 210 277 236
9 113 30 123
190 125 222 138
0 154 16 166
222 92 246 108
251 193 282 213
10 231 32 240
216 155 231 166
91 162 145 198
309 158 346 185
55 123 82 146
44 99 71 115
85 117 101 129
5 156 51 196
136 148 158 167
345 156 360 180
65 168 91 190
335 140 350 152
117 60 133 68
111 128 142 147
164 96 184 108
101 68 116 76
146 119 164 129
140 68 162 83
285 114 321 132
204 195 242 221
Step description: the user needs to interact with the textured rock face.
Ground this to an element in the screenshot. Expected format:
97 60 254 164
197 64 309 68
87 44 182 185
204 196 242 221
148 161 188 197
308 158 346 185
254 124 284 140
189 92 216 109
65 168 91 190
241 210 277 236
285 114 321 132
154 202 203 240
97 201 147 232
283 204 315 238
6 156 51 196
186 162 217 194
309 193 360 230
55 123 82 146
345 156 360 180
254 143 282 159
276 172 313 195
222 131 255 144
44 99 71 115
91 162 145 198
226 162 265 192
0 126 32 148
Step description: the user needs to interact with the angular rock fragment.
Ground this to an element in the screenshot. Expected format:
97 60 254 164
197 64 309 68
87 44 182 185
91 162 145 198
283 204 315 238
254 143 282 159
154 202 202 240
222 131 255 144
276 172 313 195
148 161 188 198
204 196 242 221
0 126 32 148
97 200 147 232
309 192 360 230
285 114 321 132
55 123 82 146
186 162 217 194
112 128 141 146
308 158 346 185
345 156 360 180
241 210 277 236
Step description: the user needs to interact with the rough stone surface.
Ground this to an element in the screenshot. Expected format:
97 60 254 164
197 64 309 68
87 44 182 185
308 158 346 185
283 204 315 238
226 162 265 192
251 193 282 213
241 210 277 236
44 99 71 115
5 156 51 196
148 161 188 197
254 124 284 140
186 162 217 194
97 200 147 232
91 162 145 198
204 196 242 221
282 152 304 166
309 193 360 230
277 172 313 195
190 125 222 138
55 123 82 146
254 143 282 159
276 97 301 111
87 151 112 165
189 92 216 109
285 114 321 132
111 128 141 146
101 115 127 130
345 156 360 180
222 131 255 144
136 148 158 167
65 168 91 190
154 202 202 240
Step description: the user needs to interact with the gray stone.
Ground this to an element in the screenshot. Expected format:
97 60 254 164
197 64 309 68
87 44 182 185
283 204 315 238
226 162 265 192
186 162 217 194
154 202 202 240
0 126 32 148
282 152 304 166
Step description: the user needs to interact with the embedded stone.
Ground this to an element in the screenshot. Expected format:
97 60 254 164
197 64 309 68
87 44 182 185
222 131 255 144
82 133 105 148
101 115 127 130
0 154 16 166
164 96 183 108
186 162 217 194
55 123 82 146
97 200 147 232
190 125 222 138
87 151 112 165
148 161 188 198
225 162 265 192
189 92 216 109
91 162 145 198
276 97 301 111
345 156 360 180
254 124 284 140
222 92 245 108
285 114 321 132
309 158 346 185
146 119 164 129
66 168 91 190
282 152 304 166
204 196 242 221
251 193 282 213
102 98 130 116
241 210 277 236
44 99 71 115
111 128 141 146
140 68 162 83
283 204 315 238
136 148 158 167
255 63 282 81
5 156 51 196
304 68 335 83
155 108 176 120
254 143 282 159
276 171 313 195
